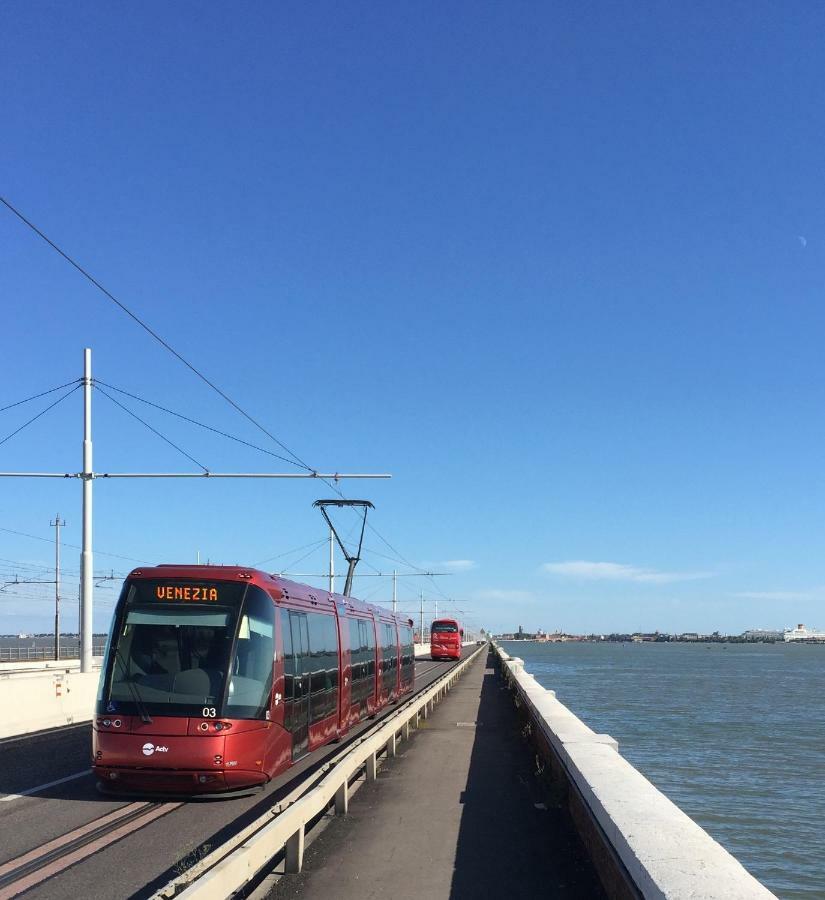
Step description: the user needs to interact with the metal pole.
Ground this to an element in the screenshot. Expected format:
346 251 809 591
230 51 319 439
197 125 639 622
51 514 65 660
328 526 335 594
80 348 93 673
420 591 424 644
392 570 397 614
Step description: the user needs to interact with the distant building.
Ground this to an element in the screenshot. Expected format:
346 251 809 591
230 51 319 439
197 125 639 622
784 624 825 642
742 629 783 642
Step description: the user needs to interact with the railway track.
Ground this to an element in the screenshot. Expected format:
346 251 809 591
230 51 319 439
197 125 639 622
0 801 182 899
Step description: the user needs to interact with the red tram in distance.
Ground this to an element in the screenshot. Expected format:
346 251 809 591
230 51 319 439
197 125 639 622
430 618 462 661
93 565 415 796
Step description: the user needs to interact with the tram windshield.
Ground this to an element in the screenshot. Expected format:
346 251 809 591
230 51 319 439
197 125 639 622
99 580 274 718
431 621 459 633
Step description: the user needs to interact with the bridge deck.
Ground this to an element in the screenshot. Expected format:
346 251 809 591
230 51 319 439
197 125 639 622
271 650 603 900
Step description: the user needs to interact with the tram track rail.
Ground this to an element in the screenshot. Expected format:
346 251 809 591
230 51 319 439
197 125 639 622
0 801 182 899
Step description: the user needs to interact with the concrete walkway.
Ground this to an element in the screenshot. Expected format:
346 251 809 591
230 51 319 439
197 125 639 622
270 651 603 900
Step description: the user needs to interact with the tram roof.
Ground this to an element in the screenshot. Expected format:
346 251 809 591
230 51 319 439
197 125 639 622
126 564 412 626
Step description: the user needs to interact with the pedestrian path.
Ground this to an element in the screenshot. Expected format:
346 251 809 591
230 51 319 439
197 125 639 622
271 650 604 900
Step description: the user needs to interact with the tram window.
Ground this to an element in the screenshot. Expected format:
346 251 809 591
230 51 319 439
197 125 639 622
225 587 275 719
281 609 295 731
282 609 294 702
307 613 339 724
400 625 414 684
363 620 376 676
348 617 376 705
381 622 397 692
109 607 233 710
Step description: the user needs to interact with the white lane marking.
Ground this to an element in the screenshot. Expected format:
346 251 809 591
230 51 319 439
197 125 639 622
0 769 92 803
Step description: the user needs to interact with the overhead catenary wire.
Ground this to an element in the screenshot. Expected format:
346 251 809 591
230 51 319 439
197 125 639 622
0 384 81 450
94 380 301 470
0 196 315 475
94 384 209 473
363 542 454 605
272 540 327 573
0 379 81 414
252 538 329 569
0 526 150 564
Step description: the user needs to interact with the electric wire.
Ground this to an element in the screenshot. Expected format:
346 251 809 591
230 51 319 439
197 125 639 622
0 380 80 414
271 541 326 574
363 546 453 605
365 530 454 605
0 195 314 475
252 538 328 569
94 384 209 473
94 380 300 469
0 526 149 564
0 384 81 450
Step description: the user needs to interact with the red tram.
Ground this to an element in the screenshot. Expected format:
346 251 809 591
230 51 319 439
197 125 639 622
430 618 462 661
93 565 415 795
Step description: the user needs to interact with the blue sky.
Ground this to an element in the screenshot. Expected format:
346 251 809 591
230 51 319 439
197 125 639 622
2 2 825 636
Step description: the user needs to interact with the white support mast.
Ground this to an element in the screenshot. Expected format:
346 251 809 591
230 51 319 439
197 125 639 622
51 513 65 660
80 348 94 673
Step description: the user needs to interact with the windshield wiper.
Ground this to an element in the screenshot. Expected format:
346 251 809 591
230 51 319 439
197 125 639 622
114 647 153 724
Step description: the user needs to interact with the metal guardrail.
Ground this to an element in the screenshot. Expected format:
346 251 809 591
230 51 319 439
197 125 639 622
0 646 106 662
152 643 487 899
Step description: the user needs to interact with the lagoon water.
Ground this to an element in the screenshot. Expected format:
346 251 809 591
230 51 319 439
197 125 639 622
501 640 825 899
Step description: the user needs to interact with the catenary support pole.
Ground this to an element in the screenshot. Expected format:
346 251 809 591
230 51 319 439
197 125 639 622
419 591 424 645
51 514 64 660
80 348 94 673
392 570 397 614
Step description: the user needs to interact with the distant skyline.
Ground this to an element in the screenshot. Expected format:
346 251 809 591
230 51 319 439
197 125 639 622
3 3 825 635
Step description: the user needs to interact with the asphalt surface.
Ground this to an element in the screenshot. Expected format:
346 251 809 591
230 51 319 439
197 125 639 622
269 650 604 900
0 651 471 900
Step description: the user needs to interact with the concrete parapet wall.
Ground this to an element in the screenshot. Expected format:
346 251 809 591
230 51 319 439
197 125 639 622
0 666 99 738
0 658 101 674
494 644 776 900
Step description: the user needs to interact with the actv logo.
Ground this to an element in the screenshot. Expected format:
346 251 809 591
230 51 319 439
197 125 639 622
142 743 170 756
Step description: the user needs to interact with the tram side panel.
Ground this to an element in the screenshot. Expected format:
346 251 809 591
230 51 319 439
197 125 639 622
345 611 377 728
278 600 342 759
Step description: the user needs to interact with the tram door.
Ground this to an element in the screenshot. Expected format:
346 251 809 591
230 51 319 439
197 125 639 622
288 612 311 760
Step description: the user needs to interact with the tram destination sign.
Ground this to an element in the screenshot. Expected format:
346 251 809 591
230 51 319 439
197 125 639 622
154 584 219 602
128 578 248 606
